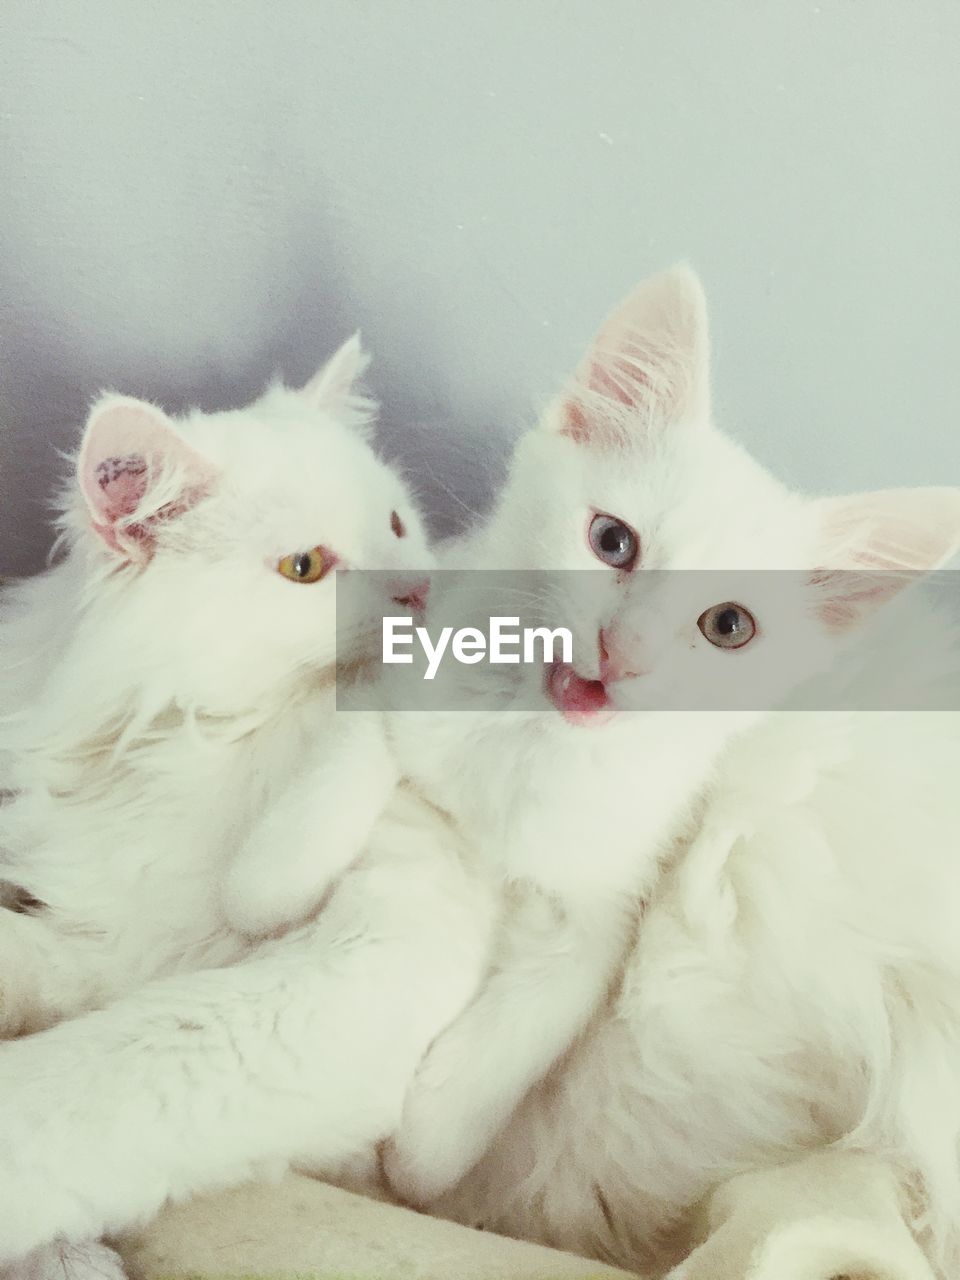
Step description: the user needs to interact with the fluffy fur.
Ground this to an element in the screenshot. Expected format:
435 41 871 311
0 334 431 1035
381 269 960 1278
377 269 960 1244
0 270 957 1280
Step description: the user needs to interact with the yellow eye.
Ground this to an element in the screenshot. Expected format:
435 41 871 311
277 546 328 584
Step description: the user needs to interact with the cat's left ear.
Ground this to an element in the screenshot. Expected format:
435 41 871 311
813 487 960 628
551 264 711 446
299 332 376 439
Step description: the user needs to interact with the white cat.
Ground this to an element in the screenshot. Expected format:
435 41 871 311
0 268 957 1280
379 269 960 1278
0 333 431 1036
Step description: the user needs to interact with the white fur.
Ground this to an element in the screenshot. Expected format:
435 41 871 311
0 787 494 1263
0 334 431 1034
379 269 960 1233
0 271 958 1280
383 270 960 1278
664 1152 936 1280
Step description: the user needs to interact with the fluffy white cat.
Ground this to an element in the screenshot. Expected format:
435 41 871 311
0 269 957 1280
0 334 431 1036
379 268 960 1279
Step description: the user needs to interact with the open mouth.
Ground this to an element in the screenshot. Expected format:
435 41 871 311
545 662 615 727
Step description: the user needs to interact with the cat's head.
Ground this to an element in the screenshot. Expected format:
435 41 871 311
60 335 432 710
484 266 960 729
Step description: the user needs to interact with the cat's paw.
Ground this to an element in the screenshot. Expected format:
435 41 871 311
220 842 321 938
665 1213 935 1280
2 1239 127 1280
380 1035 491 1208
220 854 286 937
379 1130 446 1211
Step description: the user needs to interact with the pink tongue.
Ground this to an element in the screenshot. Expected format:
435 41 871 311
547 663 612 724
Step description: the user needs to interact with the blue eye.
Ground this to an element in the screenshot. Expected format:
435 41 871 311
588 513 639 570
697 602 757 649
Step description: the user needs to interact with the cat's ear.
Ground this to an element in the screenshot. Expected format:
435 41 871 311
812 487 960 628
553 264 711 446
78 396 219 563
299 332 376 439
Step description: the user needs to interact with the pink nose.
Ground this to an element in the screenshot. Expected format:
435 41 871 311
391 578 430 613
598 627 641 683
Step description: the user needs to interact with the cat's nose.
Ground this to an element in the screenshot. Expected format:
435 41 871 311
598 627 642 683
391 577 430 613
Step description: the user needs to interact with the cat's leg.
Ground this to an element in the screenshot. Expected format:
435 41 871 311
0 813 492 1263
3 1239 127 1280
222 714 398 937
382 888 635 1207
666 1152 934 1280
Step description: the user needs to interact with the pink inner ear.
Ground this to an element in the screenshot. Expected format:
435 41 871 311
93 454 149 521
562 337 688 445
78 398 218 560
811 486 960 631
88 454 151 553
559 265 710 445
811 568 909 632
563 344 657 440
588 351 654 407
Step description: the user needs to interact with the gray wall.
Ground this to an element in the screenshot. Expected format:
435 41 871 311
2 1 958 576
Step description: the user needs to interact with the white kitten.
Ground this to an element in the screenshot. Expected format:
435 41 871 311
0 336 488 1279
381 270 960 1278
0 334 430 1035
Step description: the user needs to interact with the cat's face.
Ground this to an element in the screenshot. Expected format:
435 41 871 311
67 335 432 708
473 266 960 732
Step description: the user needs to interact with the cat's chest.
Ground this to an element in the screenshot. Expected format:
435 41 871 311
401 714 701 898
143 710 323 858
20 700 326 919
404 722 594 883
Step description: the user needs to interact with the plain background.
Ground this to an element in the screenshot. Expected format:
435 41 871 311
1 1 958 577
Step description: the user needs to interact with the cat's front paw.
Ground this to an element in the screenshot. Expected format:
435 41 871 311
220 854 285 938
379 1130 451 1211
380 1036 491 1209
379 1101 464 1210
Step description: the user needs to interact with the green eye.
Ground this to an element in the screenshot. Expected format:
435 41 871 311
277 546 327 584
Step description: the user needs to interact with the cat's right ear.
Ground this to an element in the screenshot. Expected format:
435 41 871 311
78 396 218 563
551 264 711 446
299 332 376 439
